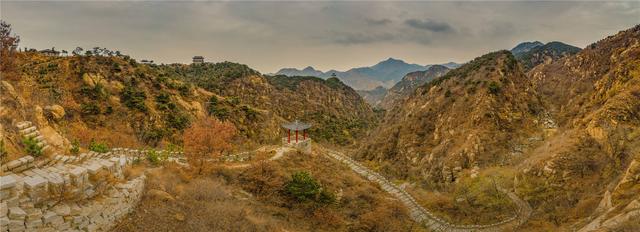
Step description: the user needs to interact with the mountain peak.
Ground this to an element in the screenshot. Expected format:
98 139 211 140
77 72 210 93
379 57 405 65
511 41 544 55
302 66 318 72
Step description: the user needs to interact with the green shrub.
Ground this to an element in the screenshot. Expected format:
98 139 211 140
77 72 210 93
240 105 258 120
88 139 109 153
488 81 501 95
121 85 148 112
445 90 452 97
178 84 191 97
155 92 176 111
23 137 44 157
207 97 230 120
285 171 321 202
166 112 190 130
166 143 182 153
80 103 101 115
70 139 80 154
142 127 164 145
284 171 335 206
146 149 161 165
80 83 107 100
226 96 240 106
104 106 113 115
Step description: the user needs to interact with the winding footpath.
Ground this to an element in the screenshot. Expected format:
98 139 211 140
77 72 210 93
320 148 533 232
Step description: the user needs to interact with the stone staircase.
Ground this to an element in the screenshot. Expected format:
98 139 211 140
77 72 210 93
0 148 166 232
15 121 50 153
321 148 532 232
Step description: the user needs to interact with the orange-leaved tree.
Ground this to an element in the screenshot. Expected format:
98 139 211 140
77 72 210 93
183 117 236 175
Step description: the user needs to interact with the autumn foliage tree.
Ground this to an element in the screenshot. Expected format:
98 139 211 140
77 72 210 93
0 20 20 74
183 117 236 175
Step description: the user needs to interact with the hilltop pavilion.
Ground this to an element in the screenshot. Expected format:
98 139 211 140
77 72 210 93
282 120 311 144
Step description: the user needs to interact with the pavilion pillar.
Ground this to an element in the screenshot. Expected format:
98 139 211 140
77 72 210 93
296 130 299 143
303 130 307 140
288 129 291 143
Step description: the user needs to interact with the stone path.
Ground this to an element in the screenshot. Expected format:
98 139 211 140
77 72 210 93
226 146 294 169
320 148 532 232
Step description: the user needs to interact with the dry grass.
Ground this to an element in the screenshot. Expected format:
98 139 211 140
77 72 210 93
404 167 517 225
112 164 285 232
112 151 422 232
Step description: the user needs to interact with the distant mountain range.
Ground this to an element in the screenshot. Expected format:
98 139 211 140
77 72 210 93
511 41 581 70
275 58 460 90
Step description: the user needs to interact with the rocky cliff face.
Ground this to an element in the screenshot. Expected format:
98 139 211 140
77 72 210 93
518 25 640 228
378 65 450 110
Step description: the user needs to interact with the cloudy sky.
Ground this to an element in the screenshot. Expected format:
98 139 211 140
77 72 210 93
1 1 638 73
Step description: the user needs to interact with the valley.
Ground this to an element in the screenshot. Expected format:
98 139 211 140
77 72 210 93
0 10 639 232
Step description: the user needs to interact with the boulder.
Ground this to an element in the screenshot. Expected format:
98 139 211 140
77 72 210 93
44 105 65 121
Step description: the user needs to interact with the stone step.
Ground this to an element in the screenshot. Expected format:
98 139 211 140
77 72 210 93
36 141 47 148
20 126 38 135
16 121 33 130
33 135 45 142
24 131 41 139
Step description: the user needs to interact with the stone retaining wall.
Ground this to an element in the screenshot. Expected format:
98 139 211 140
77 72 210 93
0 149 150 232
322 148 532 232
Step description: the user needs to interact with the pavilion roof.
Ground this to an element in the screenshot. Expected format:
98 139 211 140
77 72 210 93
282 120 311 130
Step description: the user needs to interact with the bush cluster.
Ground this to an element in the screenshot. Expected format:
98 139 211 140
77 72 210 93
146 149 168 166
488 81 501 95
80 102 101 115
88 139 109 153
23 137 43 157
70 139 80 154
121 84 148 112
283 171 335 206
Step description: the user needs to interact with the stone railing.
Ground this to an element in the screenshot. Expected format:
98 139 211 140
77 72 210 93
321 148 532 232
0 148 152 232
1 156 35 173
